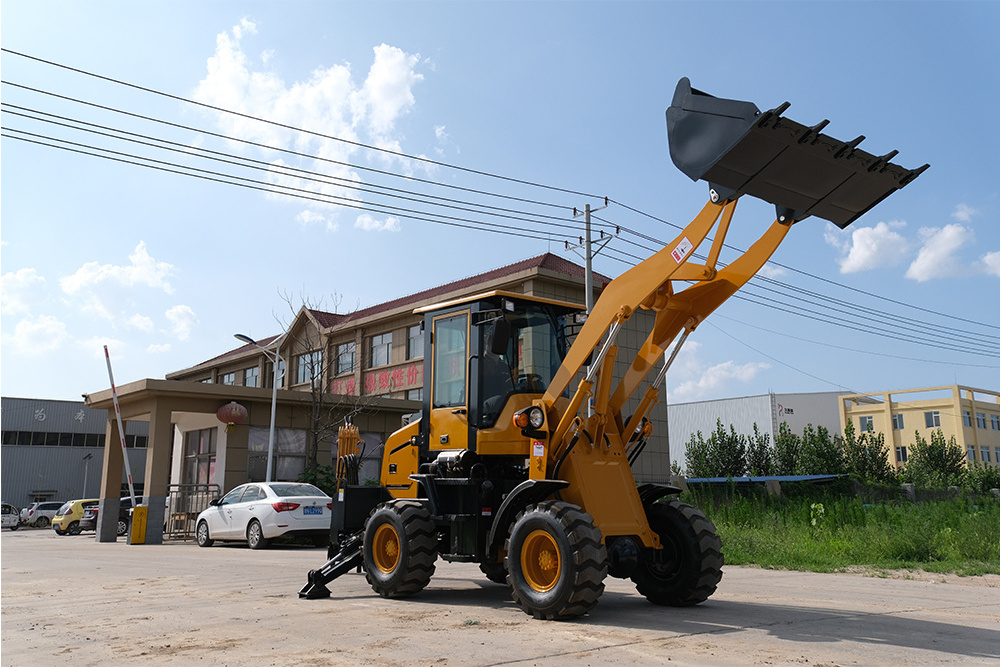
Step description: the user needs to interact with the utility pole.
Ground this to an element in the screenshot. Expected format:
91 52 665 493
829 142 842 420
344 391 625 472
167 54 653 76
565 197 613 315
566 198 614 416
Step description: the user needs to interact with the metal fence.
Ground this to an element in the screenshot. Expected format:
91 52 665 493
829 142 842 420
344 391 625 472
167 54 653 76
166 483 221 540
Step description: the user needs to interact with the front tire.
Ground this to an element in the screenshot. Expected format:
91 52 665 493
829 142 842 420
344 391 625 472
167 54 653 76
9 524 19 531
247 519 269 550
363 500 437 598
505 501 608 620
196 520 214 547
631 500 723 606
66 521 81 536
117 518 129 537
36 517 51 528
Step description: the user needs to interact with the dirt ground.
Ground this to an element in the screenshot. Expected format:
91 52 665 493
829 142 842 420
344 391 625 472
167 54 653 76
2 528 998 666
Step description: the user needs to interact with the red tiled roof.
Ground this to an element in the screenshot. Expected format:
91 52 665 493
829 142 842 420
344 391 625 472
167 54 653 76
179 253 606 373
314 252 609 326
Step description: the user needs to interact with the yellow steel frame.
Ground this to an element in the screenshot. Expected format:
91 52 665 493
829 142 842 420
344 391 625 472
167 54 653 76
541 198 794 546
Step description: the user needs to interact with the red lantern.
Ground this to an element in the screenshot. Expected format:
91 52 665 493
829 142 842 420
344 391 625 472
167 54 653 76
217 401 248 434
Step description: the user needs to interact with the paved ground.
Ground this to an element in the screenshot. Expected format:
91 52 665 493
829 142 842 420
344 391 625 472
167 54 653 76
2 528 999 666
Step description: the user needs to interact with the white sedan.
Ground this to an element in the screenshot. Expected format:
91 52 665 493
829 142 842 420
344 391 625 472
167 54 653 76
195 482 332 549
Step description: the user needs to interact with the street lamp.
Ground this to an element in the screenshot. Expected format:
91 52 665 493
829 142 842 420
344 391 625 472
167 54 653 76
234 332 286 482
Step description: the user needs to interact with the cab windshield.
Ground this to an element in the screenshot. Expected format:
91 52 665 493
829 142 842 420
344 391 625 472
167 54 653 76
479 303 571 427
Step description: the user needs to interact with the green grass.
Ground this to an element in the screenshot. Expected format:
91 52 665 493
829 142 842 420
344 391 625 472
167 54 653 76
686 488 1000 576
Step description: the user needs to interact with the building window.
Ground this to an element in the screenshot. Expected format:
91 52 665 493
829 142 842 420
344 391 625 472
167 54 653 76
982 447 992 463
247 427 306 482
220 372 235 386
859 416 873 432
408 324 424 360
895 446 908 463
976 412 987 429
891 414 904 430
995 447 1000 465
924 411 941 428
244 366 259 388
336 342 356 375
967 446 976 462
296 350 322 386
266 359 286 388
370 332 392 368
406 388 423 401
963 411 972 427
992 414 1000 430
184 428 216 486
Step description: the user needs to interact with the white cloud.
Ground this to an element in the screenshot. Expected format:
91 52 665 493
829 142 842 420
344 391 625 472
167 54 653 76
979 250 1000 278
825 221 909 273
952 203 978 223
126 314 155 332
905 223 974 282
1 315 69 356
1 268 46 315
60 242 175 296
147 343 172 354
351 44 422 137
355 213 400 232
77 337 124 361
192 24 425 223
671 360 770 403
296 209 338 232
757 262 787 279
166 305 199 340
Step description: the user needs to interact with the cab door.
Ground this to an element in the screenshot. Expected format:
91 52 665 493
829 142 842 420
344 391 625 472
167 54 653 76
428 311 470 452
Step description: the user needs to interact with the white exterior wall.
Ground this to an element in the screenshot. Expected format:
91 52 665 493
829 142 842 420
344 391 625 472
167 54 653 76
667 391 844 473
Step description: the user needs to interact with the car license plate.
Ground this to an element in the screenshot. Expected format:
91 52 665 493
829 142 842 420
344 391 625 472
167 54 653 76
303 506 323 515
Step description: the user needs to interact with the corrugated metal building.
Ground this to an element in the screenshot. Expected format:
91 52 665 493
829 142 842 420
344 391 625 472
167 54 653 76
667 391 846 473
1 397 148 508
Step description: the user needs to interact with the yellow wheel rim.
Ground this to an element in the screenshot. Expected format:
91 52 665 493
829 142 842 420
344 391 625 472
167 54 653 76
372 523 401 573
521 529 561 592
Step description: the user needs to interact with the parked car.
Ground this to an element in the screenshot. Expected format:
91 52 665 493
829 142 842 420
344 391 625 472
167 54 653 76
19 501 65 528
79 497 142 537
52 499 100 535
2 503 20 530
195 482 332 549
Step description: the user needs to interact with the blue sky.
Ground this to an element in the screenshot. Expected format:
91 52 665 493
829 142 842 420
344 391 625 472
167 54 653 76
2 1 998 403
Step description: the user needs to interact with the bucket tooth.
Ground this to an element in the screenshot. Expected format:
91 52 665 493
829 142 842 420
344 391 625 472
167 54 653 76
666 77 927 229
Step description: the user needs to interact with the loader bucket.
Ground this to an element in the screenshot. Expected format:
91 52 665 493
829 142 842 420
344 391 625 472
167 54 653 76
666 77 928 228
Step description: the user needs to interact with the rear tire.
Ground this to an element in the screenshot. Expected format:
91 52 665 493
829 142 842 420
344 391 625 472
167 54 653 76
247 519 269 550
196 520 214 547
363 500 437 598
36 517 51 528
505 501 608 620
9 524 19 531
117 518 129 537
479 561 507 584
631 500 723 606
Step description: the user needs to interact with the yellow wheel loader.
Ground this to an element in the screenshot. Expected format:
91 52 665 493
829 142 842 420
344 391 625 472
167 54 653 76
300 78 927 619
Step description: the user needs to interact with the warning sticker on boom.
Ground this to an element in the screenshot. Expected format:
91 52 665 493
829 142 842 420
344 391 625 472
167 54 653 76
671 237 694 263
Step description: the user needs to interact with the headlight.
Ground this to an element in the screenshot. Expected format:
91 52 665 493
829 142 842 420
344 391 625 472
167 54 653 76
513 406 546 430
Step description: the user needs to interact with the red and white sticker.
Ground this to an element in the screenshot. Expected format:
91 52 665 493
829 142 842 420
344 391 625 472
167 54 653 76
671 237 694 263
533 442 545 458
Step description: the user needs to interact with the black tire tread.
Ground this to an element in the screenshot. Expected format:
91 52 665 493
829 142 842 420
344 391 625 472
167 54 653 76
633 499 723 606
365 499 437 598
506 500 608 620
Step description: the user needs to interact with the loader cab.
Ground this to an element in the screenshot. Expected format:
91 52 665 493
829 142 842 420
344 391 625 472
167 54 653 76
415 291 583 455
